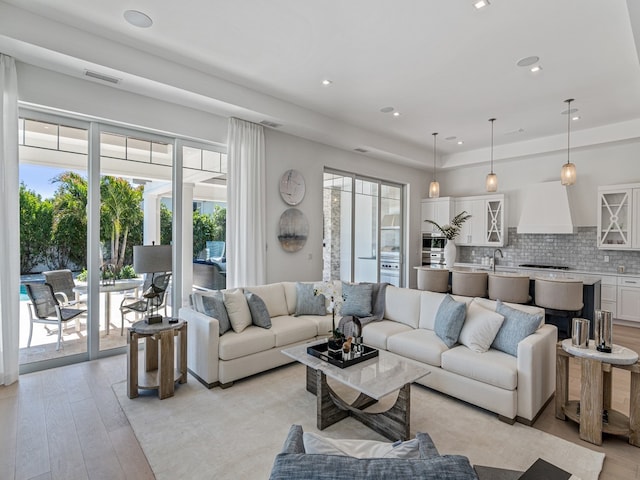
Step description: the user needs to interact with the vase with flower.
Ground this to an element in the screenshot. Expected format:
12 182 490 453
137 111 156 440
314 282 345 357
424 211 471 269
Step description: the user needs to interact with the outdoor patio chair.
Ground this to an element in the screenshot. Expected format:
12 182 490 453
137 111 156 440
24 282 86 351
43 269 86 306
119 272 172 335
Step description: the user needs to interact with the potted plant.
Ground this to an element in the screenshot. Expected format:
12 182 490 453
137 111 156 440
424 211 471 268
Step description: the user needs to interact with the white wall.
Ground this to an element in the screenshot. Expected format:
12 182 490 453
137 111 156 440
437 139 640 227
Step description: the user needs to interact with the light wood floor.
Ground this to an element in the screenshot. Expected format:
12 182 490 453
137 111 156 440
1 325 639 480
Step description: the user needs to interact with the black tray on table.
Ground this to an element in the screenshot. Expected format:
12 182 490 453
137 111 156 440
307 342 379 369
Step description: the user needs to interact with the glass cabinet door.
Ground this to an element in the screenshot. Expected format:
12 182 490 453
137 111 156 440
598 189 631 249
485 199 504 245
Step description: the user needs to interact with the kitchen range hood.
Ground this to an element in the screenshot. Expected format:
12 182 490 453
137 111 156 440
517 181 575 234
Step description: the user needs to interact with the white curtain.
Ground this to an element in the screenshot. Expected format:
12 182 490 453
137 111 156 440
0 54 20 385
226 118 266 288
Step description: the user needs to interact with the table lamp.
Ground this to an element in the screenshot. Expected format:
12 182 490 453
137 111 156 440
133 244 172 324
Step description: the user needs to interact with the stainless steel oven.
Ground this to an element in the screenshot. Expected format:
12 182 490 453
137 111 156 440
422 233 445 266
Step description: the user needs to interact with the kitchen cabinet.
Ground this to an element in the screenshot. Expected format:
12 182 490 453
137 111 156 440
600 275 618 319
421 197 453 234
597 184 638 250
617 276 640 323
453 194 506 247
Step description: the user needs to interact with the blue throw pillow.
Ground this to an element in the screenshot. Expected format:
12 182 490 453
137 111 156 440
245 292 272 329
491 300 542 356
200 293 231 335
294 283 327 316
341 282 373 317
434 294 466 348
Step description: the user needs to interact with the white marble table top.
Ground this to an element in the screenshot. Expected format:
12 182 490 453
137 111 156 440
561 338 639 365
282 340 430 400
130 318 184 335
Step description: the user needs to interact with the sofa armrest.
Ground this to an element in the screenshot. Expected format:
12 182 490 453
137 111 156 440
280 425 305 454
179 306 220 387
516 324 557 423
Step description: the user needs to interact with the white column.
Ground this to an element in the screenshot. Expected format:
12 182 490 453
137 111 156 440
181 183 194 306
143 191 160 245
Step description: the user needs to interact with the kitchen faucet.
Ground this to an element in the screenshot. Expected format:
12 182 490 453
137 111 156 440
493 248 504 273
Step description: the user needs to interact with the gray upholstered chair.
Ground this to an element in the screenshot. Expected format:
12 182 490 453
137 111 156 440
416 268 450 293
119 272 172 334
24 282 86 350
488 274 531 304
43 269 86 306
534 277 583 338
451 271 488 298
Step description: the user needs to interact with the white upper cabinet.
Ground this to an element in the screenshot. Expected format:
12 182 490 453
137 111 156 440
421 197 453 234
452 194 506 247
597 185 636 249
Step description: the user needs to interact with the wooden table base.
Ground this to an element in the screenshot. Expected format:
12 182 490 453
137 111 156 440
305 366 411 441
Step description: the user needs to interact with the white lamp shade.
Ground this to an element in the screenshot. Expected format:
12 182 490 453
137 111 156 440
133 245 172 274
560 162 576 186
429 180 440 198
486 172 498 192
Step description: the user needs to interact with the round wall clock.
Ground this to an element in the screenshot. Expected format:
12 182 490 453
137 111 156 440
279 169 306 205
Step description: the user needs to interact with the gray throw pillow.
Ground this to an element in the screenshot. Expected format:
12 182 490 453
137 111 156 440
341 282 373 317
294 283 326 316
245 292 272 329
200 293 231 335
491 300 543 356
434 294 467 348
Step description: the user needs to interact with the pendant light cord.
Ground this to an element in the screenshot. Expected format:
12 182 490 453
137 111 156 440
432 132 438 181
566 99 572 166
489 118 495 173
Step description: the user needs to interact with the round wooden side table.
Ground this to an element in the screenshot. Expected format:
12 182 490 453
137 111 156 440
127 318 187 399
555 339 639 447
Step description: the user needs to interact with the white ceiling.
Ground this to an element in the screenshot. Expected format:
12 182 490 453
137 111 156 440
1 0 640 171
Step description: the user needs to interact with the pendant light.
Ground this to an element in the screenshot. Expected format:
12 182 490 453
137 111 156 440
560 98 577 186
428 132 440 198
485 118 498 192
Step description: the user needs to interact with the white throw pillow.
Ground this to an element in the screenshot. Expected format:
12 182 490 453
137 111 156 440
223 289 252 333
302 432 421 459
458 300 505 353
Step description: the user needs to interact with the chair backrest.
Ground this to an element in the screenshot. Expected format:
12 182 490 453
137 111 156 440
206 241 226 261
451 271 488 298
150 273 172 307
42 269 75 299
488 274 530 304
24 282 59 318
417 269 449 293
534 278 583 311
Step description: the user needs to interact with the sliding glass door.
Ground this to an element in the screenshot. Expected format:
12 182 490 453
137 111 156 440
323 170 404 287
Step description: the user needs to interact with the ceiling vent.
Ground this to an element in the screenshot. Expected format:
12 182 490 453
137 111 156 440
259 120 282 128
353 148 368 153
84 70 121 84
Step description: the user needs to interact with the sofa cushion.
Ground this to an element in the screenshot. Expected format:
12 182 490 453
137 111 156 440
433 294 467 348
491 300 544 356
270 316 318 347
296 314 334 337
458 300 504 353
441 346 517 390
384 286 421 328
245 292 272 329
341 282 373 317
245 283 289 317
472 297 545 328
387 329 448 367
302 432 422 459
223 289 253 333
419 292 473 331
294 283 326 316
200 292 231 335
218 326 276 360
363 320 413 350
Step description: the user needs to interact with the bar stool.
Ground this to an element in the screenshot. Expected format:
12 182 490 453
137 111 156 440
451 271 488 298
416 268 449 293
488 274 531 304
534 277 583 339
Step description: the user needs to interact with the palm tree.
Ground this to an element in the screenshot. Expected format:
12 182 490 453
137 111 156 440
51 172 88 268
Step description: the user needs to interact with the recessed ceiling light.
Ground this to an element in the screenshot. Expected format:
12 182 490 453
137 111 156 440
124 10 153 28
572 116 581 121
380 106 395 113
392 112 401 117
517 56 540 67
321 79 333 86
457 141 464 145
473 0 490 9
530 65 542 73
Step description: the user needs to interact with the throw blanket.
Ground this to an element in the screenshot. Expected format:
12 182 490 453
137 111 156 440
338 282 388 338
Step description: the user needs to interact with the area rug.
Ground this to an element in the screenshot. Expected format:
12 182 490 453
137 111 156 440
113 363 605 480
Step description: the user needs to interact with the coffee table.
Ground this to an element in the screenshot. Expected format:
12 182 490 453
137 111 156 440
282 341 430 441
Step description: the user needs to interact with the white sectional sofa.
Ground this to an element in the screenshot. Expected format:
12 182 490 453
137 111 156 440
179 282 557 425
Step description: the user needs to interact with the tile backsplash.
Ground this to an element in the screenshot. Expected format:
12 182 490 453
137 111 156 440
458 227 640 275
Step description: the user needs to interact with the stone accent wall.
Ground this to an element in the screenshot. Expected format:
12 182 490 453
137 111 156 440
322 187 342 281
458 227 640 275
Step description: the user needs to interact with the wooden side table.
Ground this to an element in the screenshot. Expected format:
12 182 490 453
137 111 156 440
555 339 639 447
127 318 187 399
